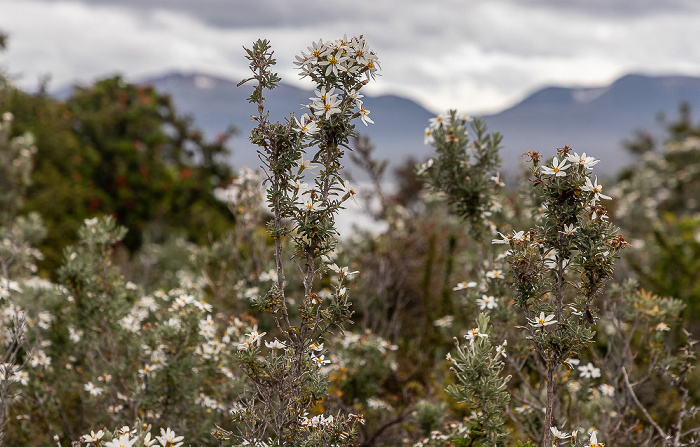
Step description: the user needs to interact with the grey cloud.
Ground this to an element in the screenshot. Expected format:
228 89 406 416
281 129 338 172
6 0 700 115
39 0 374 28
39 0 700 31
508 0 700 16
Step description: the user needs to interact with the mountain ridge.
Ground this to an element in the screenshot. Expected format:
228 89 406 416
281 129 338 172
57 71 700 178
481 73 700 174
139 71 436 179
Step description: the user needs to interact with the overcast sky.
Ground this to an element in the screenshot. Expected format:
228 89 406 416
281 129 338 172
2 0 700 113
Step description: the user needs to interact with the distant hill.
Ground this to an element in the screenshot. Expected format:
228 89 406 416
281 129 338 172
484 74 700 176
132 72 700 179
140 72 435 180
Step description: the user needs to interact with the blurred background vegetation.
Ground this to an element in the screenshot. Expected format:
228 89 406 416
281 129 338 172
1 31 235 272
1 28 700 446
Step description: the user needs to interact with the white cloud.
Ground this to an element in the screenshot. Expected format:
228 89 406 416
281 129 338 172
2 0 700 114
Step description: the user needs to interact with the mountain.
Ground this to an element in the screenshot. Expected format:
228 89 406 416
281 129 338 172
484 74 700 175
141 72 435 180
139 72 700 179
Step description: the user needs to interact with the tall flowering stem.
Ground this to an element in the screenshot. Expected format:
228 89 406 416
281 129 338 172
421 111 503 244
446 314 511 445
230 36 378 446
504 147 629 445
421 112 511 444
0 109 37 445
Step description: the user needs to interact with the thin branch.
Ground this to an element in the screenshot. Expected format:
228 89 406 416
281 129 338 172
505 354 545 410
360 413 410 447
505 405 537 441
622 366 668 443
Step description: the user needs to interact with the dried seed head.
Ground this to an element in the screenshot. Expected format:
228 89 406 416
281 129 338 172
523 150 542 164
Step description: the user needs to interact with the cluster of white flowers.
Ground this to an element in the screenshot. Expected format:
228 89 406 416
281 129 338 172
82 426 185 447
0 277 22 300
199 314 217 339
452 280 477 291
83 381 104 397
366 397 392 410
0 283 27 341
119 314 141 333
29 348 51 368
540 156 570 177
495 339 508 358
655 322 671 332
539 152 613 208
294 36 380 83
288 178 359 215
423 112 472 145
309 86 343 121
599 383 615 397
311 353 331 368
292 36 379 130
476 294 498 310
214 167 265 225
413 429 451 447
264 338 286 350
238 330 266 351
309 343 330 368
175 269 209 292
258 269 278 283
293 113 319 136
464 327 489 345
214 166 263 201
577 361 602 379
567 381 582 393
300 412 335 428
222 318 247 344
528 312 557 329
331 330 399 375
550 426 572 441
82 430 105 444
549 427 604 446
582 176 612 203
491 230 533 245
416 158 434 175
327 262 360 280
169 292 195 311
0 362 25 385
485 269 505 280
540 152 599 177
124 294 179 334
196 392 227 413
564 358 615 399
195 339 228 361
560 223 578 236
433 315 454 328
587 431 604 447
